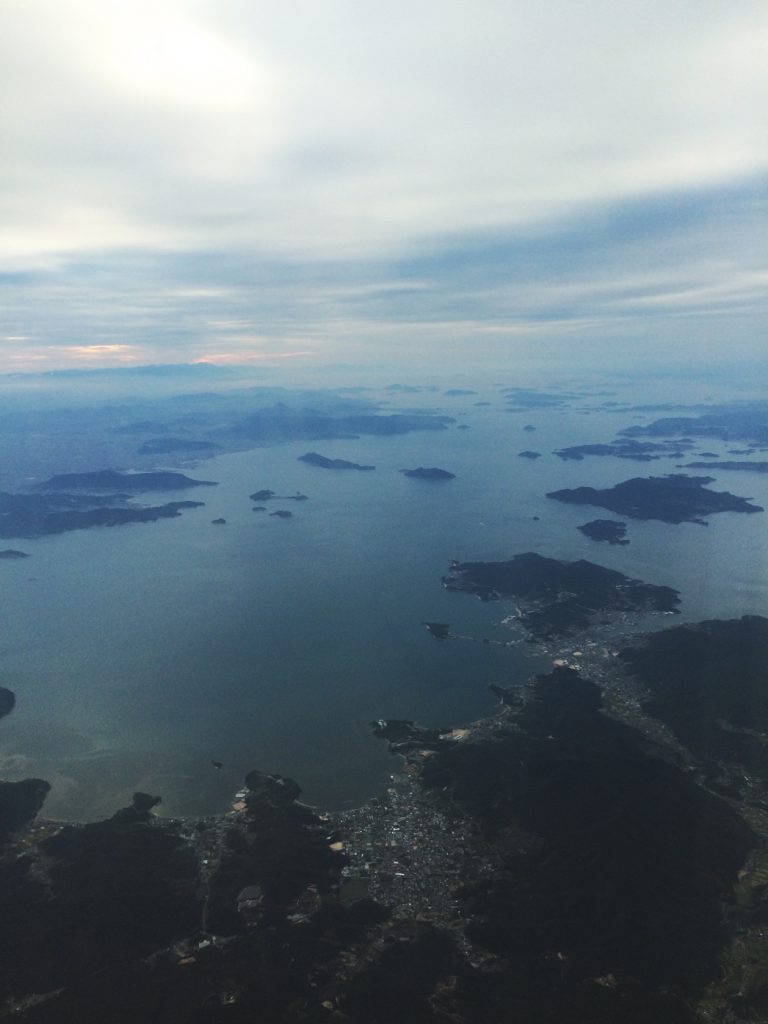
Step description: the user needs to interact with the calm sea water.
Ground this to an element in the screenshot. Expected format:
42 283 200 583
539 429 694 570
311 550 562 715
2 387 767 819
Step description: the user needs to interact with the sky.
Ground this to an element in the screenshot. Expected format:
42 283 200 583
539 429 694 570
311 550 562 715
1 0 766 376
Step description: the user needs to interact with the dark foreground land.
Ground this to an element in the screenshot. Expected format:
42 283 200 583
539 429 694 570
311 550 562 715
619 616 768 786
2 614 768 1022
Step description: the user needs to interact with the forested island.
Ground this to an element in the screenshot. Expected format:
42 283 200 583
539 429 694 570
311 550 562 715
679 461 768 473
137 438 221 455
232 411 454 443
401 467 456 480
553 438 689 461
298 453 375 470
37 470 217 492
621 404 768 446
547 474 764 524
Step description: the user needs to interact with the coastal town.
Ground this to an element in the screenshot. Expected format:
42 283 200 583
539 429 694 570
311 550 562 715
337 775 494 927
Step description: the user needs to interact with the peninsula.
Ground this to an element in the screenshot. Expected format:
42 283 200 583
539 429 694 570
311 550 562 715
0 492 204 539
0 686 15 718
443 551 679 638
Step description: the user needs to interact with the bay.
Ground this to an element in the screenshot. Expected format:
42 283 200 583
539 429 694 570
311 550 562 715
2 383 767 820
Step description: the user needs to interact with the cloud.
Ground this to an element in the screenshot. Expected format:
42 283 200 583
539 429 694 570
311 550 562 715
0 1 765 370
59 344 136 357
1 178 764 371
2 1 766 265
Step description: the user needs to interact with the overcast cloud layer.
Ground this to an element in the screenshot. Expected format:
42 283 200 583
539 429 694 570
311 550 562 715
1 0 766 373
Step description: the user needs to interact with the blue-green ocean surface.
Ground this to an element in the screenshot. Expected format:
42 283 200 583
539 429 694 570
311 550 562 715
2 388 767 819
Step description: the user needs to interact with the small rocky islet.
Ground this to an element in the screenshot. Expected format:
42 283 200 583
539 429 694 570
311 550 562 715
577 519 629 545
249 489 308 502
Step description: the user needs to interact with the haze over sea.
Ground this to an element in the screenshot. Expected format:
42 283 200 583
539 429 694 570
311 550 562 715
2 375 768 821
